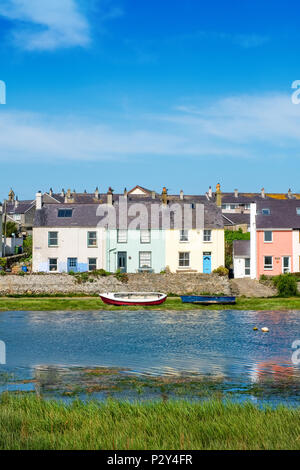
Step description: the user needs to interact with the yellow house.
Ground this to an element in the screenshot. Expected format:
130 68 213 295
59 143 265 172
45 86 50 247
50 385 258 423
165 203 225 273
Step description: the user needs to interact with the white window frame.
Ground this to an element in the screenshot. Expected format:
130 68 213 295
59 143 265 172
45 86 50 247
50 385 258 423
140 229 151 244
264 231 273 243
264 256 273 270
179 229 189 242
49 258 58 272
48 231 58 247
203 229 212 242
88 258 97 271
139 251 152 268
179 252 190 268
117 229 128 243
87 231 97 247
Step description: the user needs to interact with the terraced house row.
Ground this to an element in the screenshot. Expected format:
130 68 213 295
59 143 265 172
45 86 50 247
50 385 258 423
3 184 300 278
31 185 225 274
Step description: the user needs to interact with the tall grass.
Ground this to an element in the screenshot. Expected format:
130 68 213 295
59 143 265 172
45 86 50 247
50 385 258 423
0 394 299 450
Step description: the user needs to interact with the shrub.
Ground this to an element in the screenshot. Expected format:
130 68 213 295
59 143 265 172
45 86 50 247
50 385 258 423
0 271 6 276
213 266 229 277
273 274 298 297
0 258 6 270
115 270 129 283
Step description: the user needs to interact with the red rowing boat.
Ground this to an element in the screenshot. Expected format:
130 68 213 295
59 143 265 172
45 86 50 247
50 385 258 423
99 292 167 306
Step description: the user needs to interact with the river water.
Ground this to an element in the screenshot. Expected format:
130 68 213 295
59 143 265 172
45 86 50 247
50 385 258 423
0 309 300 405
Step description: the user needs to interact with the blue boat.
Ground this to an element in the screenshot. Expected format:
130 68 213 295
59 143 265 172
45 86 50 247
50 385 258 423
181 295 236 305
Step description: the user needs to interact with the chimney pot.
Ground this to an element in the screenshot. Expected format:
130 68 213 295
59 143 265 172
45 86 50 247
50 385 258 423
261 187 265 198
94 187 99 199
180 190 184 200
208 186 212 198
107 187 113 205
161 187 168 205
234 189 238 198
49 188 53 196
288 188 292 199
124 188 128 197
61 188 65 197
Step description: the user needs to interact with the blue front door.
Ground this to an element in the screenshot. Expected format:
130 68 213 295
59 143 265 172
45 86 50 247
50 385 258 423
203 253 211 274
67 258 78 272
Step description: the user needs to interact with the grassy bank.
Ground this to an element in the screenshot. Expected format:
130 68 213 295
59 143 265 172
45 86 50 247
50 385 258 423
0 394 299 450
0 296 300 311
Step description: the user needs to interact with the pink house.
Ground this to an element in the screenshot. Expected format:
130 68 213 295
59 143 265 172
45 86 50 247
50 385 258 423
251 199 300 278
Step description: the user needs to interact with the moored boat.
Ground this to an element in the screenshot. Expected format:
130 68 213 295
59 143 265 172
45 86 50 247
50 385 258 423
181 295 236 305
99 292 167 306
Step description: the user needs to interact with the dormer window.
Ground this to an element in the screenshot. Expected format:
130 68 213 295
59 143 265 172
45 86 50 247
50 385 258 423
58 209 72 218
262 208 270 215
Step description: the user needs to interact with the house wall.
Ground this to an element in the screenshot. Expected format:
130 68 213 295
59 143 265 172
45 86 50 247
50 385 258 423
165 229 225 273
32 227 106 272
256 229 293 276
106 229 165 273
292 230 300 272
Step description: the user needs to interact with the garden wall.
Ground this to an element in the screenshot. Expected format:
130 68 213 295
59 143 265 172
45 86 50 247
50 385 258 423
0 273 231 296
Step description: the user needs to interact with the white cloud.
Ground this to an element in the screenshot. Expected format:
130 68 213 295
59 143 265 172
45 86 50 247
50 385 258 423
1 93 300 163
0 0 91 50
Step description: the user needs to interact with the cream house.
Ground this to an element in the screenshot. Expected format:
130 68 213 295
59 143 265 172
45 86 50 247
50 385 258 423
165 203 225 273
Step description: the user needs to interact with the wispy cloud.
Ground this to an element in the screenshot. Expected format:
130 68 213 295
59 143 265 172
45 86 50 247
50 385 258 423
0 93 299 163
169 30 270 49
0 0 122 51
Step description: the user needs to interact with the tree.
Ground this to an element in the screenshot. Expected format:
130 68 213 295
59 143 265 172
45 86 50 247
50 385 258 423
225 229 250 269
23 236 32 258
2 221 18 237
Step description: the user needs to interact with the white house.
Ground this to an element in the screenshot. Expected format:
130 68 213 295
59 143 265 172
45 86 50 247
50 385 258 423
32 193 106 273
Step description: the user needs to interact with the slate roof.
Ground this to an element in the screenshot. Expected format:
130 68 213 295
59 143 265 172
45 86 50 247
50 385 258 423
6 200 35 214
222 213 250 226
256 199 300 229
233 240 250 257
34 200 224 230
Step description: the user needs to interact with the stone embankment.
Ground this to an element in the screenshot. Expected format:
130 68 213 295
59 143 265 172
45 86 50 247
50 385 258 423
0 273 276 297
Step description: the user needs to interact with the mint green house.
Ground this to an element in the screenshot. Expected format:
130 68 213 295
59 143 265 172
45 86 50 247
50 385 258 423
106 229 165 273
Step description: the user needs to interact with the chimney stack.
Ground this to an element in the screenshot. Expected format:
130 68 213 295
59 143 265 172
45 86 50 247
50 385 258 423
94 187 99 199
234 188 238 198
8 188 15 202
124 188 128 198
15 196 19 208
161 187 168 205
49 188 53 197
36 191 42 210
151 191 156 199
288 188 292 199
216 183 222 207
107 187 113 205
261 188 265 198
208 186 212 198
61 188 65 197
180 189 184 200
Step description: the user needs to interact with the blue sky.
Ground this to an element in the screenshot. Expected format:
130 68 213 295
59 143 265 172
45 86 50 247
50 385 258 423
0 0 300 199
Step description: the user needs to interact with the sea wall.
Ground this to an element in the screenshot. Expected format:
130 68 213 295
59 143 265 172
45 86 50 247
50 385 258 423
0 273 231 296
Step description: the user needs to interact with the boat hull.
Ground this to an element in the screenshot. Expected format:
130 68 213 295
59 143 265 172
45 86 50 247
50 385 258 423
100 293 167 306
181 295 236 305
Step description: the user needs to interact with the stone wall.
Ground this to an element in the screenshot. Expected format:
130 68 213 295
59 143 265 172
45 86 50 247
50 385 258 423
0 273 231 296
